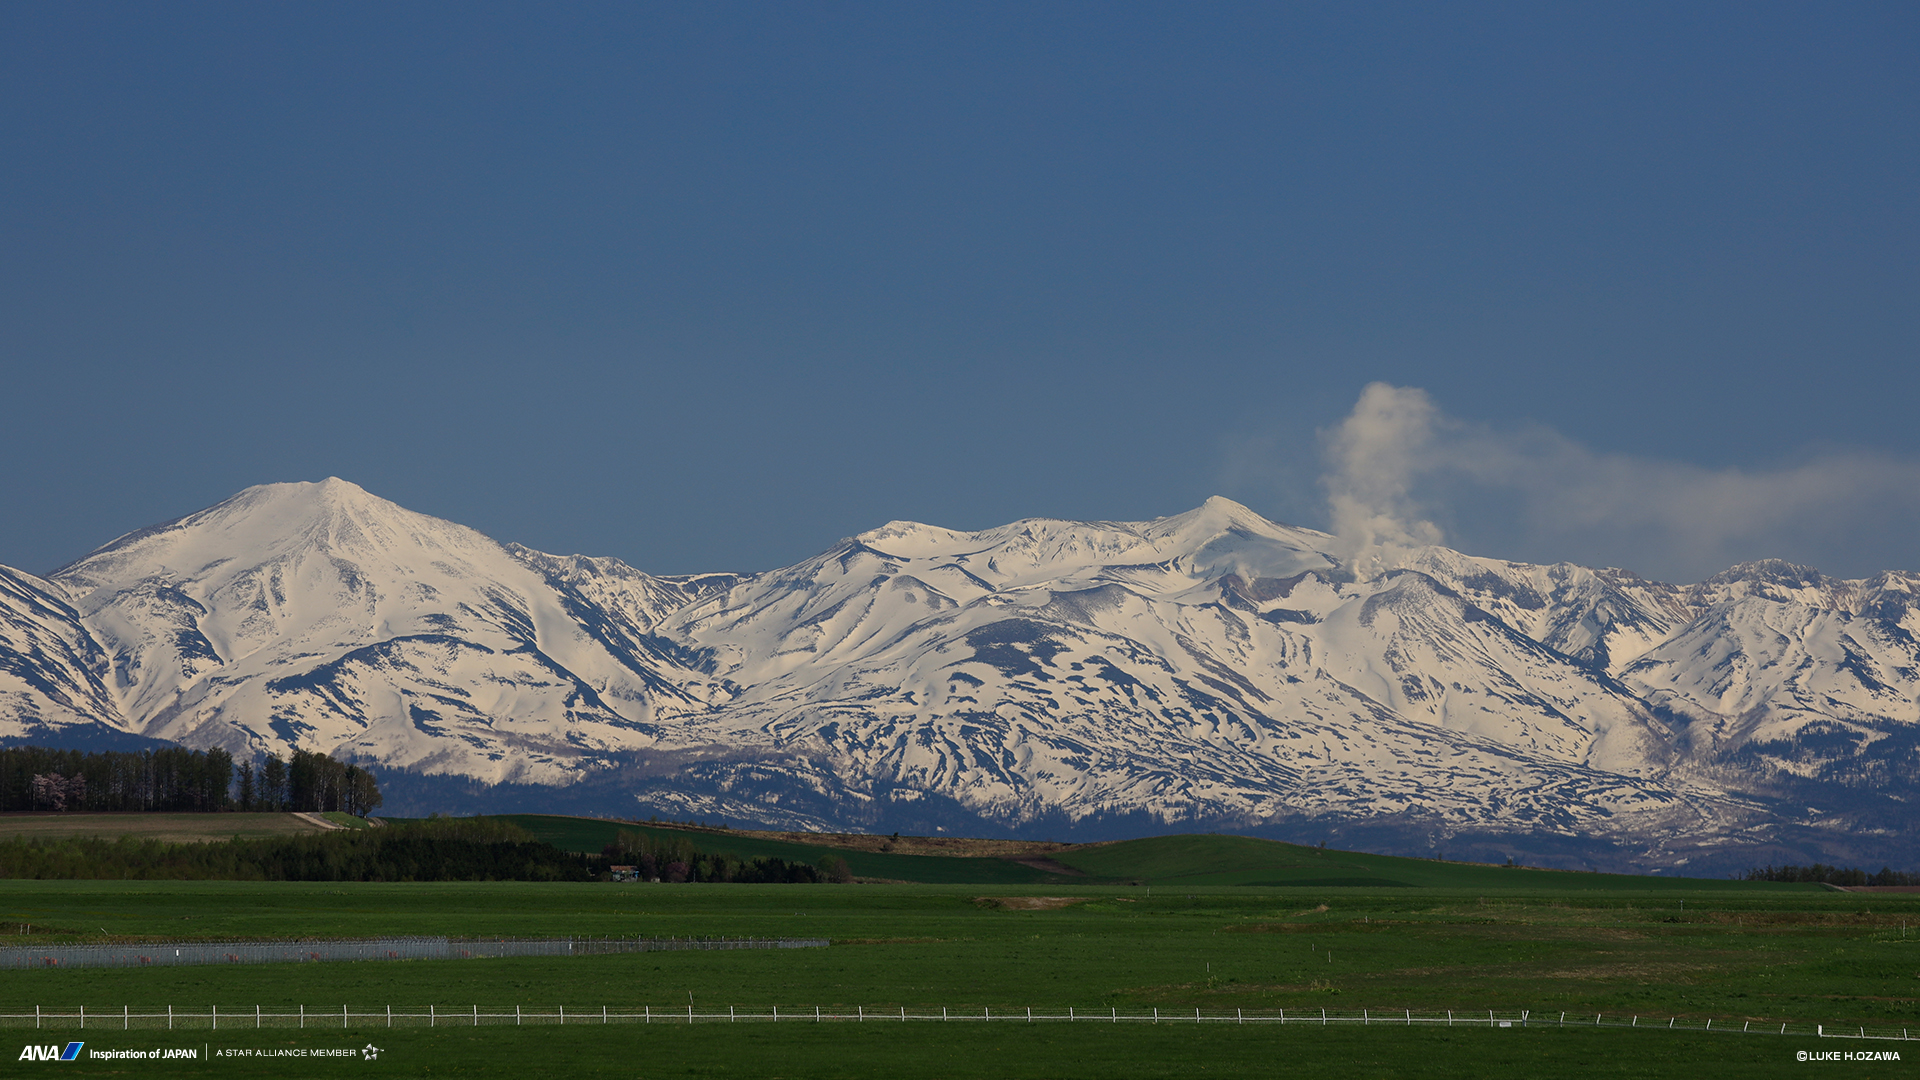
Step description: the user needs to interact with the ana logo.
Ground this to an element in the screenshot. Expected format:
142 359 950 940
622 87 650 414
17 1042 82 1061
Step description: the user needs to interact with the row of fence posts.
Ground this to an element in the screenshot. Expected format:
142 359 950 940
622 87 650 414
3 1006 1912 1040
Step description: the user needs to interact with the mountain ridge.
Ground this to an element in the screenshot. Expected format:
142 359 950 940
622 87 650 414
4 478 1917 872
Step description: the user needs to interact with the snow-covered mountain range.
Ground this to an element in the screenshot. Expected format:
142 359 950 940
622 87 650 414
5 479 1917 871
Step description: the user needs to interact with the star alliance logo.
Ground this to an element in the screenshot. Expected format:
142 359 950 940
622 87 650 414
362 1043 382 1061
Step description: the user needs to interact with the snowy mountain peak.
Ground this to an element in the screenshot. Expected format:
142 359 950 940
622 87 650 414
56 478 494 593
1707 559 1827 586
1146 494 1301 538
23 480 750 777
1693 559 1857 610
853 498 1335 591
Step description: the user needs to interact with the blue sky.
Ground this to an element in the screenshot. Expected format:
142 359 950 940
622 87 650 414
3 2 1915 582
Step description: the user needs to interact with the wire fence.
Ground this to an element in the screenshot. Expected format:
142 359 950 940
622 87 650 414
0 1005 1912 1040
0 936 828 970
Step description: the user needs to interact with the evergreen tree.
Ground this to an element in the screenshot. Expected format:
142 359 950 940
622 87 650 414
260 754 288 811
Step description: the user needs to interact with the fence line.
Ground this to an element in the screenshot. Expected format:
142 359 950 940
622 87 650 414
0 1006 1910 1041
0 936 827 971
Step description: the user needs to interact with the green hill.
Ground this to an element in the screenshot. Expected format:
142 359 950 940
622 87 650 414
466 815 1811 892
1051 833 1813 892
488 815 1063 885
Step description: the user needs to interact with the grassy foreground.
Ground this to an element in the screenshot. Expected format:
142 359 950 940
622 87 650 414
0 877 1914 1076
3 1021 1832 1078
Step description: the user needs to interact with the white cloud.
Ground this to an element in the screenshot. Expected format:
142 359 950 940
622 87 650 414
1313 382 1920 583
1322 383 1448 579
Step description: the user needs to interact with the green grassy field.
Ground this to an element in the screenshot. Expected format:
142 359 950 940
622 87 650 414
0 812 339 844
1043 833 1814 891
1 875 1914 1077
1 826 1912 1076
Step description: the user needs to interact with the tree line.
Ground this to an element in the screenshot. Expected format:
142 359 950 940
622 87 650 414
602 829 853 883
234 750 381 816
0 745 379 816
0 816 586 882
1743 864 1920 886
0 818 861 884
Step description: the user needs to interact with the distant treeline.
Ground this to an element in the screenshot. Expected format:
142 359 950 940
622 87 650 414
234 750 381 816
1744 864 1920 886
1 746 237 813
0 817 587 882
0 745 378 816
603 829 852 884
